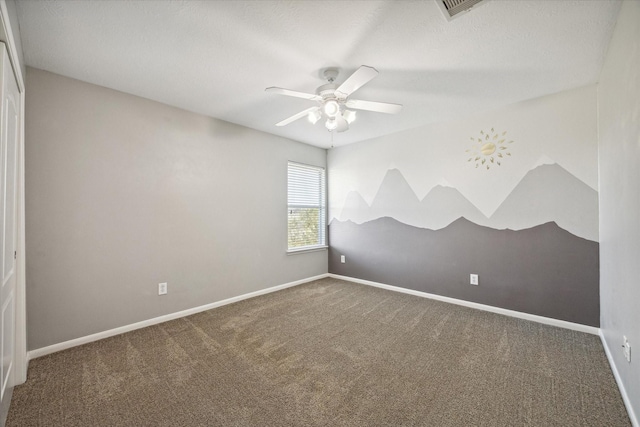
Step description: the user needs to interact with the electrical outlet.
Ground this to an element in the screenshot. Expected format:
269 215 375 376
340 255 346 263
158 282 168 296
623 336 631 363
470 274 479 285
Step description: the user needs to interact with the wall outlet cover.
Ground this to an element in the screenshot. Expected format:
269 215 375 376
470 274 479 285
623 336 631 363
340 255 346 263
158 282 168 295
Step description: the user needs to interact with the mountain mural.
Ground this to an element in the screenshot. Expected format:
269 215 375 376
339 170 487 230
337 163 598 242
482 163 598 241
328 217 599 326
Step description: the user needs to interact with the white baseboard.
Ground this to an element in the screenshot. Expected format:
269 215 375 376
27 273 329 361
328 274 600 335
599 330 639 427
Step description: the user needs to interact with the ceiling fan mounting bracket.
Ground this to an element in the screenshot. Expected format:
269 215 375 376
322 68 339 83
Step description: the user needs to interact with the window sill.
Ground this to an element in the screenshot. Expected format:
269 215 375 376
287 246 328 255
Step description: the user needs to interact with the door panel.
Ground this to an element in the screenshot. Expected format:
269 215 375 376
0 43 19 404
2 90 16 282
1 294 13 400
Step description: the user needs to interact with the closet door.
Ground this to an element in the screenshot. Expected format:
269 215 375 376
0 42 19 404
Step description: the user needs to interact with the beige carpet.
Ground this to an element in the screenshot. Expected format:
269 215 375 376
7 278 630 426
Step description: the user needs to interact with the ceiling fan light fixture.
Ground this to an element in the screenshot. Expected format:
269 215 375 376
325 117 337 131
343 109 356 124
308 109 321 124
323 100 340 118
266 65 402 134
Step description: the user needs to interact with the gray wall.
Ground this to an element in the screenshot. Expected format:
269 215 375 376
598 0 640 422
25 68 327 351
330 217 599 326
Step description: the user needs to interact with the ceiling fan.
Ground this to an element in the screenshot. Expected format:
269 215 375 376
265 65 402 133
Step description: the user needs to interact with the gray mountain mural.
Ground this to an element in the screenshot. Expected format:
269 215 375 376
340 169 487 229
339 190 371 225
338 163 598 241
329 217 599 326
369 169 422 224
419 185 488 229
481 164 598 241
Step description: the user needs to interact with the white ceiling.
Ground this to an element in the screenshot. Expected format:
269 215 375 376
15 0 621 148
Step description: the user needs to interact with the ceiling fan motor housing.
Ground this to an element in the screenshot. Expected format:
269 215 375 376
316 83 339 100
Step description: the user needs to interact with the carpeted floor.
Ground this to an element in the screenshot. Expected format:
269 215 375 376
7 278 631 426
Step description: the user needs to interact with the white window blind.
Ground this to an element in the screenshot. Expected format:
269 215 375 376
287 162 326 251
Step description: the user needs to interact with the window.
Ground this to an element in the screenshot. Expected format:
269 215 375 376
287 162 326 252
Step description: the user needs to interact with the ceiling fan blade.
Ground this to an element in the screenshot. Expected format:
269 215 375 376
336 116 349 133
265 87 322 101
345 99 403 114
335 65 378 98
276 107 320 127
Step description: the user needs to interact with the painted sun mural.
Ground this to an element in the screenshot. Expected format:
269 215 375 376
466 128 514 169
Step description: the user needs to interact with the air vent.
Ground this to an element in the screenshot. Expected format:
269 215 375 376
436 0 488 20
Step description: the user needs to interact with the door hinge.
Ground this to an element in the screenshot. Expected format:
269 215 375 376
14 251 16 259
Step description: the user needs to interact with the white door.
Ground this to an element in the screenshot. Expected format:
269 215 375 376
0 42 19 405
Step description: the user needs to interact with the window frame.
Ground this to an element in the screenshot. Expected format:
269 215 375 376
286 161 327 254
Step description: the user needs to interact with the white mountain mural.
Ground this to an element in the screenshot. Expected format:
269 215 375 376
338 163 598 242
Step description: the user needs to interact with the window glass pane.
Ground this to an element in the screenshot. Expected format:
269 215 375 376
288 208 320 248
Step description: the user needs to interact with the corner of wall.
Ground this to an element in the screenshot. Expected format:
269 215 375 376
596 0 640 424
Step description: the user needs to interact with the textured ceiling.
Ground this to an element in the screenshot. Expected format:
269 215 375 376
16 0 621 148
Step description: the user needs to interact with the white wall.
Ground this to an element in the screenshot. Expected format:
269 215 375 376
597 0 640 424
25 68 327 351
329 85 598 224
328 85 601 326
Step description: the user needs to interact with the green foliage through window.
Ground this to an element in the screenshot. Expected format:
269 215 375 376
288 208 321 248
